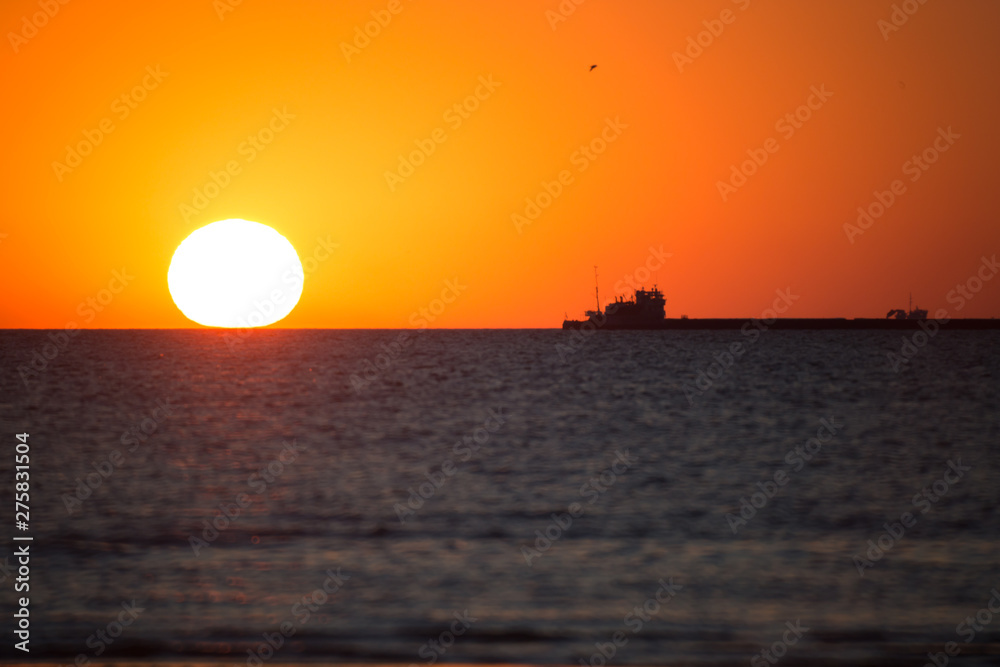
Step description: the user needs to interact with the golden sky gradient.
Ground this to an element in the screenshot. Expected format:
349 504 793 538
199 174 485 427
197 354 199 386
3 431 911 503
2 0 999 327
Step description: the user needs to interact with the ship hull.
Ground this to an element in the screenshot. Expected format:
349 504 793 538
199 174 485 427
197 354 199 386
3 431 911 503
561 318 1000 330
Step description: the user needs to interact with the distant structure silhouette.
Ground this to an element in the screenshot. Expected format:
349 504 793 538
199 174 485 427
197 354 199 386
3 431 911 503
886 294 927 320
559 283 994 329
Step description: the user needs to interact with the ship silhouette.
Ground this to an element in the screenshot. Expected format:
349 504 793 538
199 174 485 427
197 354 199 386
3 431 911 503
886 294 928 320
562 281 998 330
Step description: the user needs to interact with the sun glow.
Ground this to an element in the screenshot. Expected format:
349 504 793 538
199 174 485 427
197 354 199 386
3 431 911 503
167 219 304 328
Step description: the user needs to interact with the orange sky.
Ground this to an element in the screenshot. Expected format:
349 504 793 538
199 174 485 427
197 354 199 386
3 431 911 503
2 0 999 328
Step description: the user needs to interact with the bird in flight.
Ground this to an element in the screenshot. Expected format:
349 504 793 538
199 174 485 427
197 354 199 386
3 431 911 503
589 64 597 71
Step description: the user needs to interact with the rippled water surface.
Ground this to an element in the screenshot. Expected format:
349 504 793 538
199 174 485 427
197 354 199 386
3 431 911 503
1 329 998 665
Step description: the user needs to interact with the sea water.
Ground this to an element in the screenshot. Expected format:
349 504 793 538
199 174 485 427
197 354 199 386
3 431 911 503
1 329 997 665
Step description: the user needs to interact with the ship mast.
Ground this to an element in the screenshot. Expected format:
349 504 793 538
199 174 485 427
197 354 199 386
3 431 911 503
594 265 601 315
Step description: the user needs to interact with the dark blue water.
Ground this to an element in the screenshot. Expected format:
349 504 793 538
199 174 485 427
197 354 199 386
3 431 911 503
1 329 998 666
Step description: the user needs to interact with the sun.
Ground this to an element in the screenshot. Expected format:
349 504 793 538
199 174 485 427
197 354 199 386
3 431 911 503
168 219 304 328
